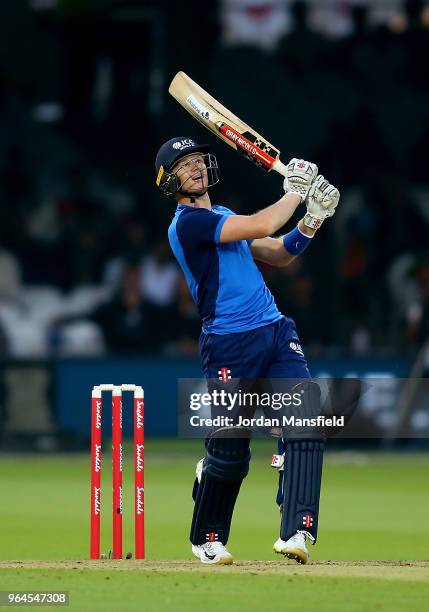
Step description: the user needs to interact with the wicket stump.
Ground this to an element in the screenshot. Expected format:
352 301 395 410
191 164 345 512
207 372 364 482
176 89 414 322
90 384 145 560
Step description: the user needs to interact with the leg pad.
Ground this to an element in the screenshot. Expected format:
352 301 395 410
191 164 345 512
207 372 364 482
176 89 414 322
190 436 251 545
280 439 324 543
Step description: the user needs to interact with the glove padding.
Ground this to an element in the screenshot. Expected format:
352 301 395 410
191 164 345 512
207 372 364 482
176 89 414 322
303 175 340 230
283 158 318 202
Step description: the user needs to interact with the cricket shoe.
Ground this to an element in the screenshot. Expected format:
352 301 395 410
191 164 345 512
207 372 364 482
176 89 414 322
192 541 233 565
273 531 310 564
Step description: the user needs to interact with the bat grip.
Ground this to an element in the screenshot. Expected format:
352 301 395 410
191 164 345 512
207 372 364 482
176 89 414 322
272 159 288 178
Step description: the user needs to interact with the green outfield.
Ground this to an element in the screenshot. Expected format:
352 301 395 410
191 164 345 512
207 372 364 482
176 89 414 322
0 441 428 611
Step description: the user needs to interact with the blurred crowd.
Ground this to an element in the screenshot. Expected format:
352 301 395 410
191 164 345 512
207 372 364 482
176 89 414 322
0 0 429 358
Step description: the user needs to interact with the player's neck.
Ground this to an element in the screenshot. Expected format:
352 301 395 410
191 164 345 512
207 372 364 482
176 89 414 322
177 192 212 210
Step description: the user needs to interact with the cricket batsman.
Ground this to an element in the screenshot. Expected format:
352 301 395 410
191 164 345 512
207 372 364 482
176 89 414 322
155 137 340 564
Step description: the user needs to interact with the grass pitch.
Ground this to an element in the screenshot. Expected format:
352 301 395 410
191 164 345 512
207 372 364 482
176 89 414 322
0 440 428 610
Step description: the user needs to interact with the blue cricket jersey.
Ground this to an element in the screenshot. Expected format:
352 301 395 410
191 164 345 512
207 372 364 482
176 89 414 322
168 204 282 334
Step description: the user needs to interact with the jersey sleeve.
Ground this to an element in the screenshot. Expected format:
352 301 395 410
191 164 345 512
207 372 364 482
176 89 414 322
176 209 228 247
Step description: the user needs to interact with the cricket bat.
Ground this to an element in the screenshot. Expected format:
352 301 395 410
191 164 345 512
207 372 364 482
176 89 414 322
168 71 288 178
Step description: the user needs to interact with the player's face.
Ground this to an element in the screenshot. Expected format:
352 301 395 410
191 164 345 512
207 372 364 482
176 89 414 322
172 153 209 194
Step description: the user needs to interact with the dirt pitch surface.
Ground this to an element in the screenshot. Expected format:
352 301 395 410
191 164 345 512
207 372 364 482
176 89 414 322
1 560 428 582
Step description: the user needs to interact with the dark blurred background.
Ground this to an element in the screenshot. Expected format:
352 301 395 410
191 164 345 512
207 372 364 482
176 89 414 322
0 0 429 362
0 0 429 448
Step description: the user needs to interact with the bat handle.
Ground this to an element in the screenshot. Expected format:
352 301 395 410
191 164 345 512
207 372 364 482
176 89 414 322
272 159 288 178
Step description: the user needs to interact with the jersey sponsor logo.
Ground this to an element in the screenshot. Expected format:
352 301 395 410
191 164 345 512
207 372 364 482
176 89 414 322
186 95 211 120
218 367 231 383
289 341 304 356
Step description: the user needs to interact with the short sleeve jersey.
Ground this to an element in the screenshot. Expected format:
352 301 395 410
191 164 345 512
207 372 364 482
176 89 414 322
168 204 282 334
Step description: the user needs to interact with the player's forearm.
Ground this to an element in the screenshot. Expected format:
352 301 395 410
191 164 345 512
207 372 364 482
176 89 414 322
275 219 317 266
219 193 302 242
275 244 296 267
255 193 302 237
278 221 316 265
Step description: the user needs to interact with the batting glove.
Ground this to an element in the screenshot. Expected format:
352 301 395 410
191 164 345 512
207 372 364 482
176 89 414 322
283 158 318 202
303 175 340 230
